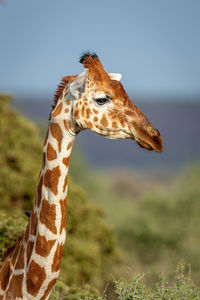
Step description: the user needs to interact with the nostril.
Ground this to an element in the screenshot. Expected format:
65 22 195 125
148 127 160 136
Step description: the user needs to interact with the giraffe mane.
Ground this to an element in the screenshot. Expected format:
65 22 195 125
52 75 78 111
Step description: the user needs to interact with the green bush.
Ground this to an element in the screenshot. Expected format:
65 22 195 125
0 94 42 210
52 262 200 299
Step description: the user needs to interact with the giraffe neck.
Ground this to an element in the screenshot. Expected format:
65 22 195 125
1 98 75 300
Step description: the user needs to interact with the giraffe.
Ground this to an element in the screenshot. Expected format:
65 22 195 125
0 52 163 300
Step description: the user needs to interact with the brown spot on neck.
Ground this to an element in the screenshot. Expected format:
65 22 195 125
0 260 11 290
11 238 21 266
52 243 64 273
52 102 63 117
26 240 34 266
60 198 67 234
24 222 30 242
35 234 56 257
63 156 71 168
47 143 57 161
67 141 73 150
50 123 63 152
37 174 43 207
7 273 23 298
30 211 38 236
63 175 68 193
44 166 61 195
63 119 72 131
40 278 57 300
15 245 25 269
40 199 57 234
26 260 46 296
42 152 46 168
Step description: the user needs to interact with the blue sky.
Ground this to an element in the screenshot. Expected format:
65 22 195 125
0 0 200 99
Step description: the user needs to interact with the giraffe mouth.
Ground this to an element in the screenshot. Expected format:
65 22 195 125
135 138 153 151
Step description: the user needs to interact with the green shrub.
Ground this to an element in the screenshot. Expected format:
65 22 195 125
0 210 27 258
114 262 200 300
0 94 42 210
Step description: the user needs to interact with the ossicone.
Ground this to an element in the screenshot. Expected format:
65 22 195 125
79 51 98 64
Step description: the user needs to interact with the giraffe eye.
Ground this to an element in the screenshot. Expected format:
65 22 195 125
95 98 109 105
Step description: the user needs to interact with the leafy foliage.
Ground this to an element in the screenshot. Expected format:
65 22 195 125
0 94 42 210
0 210 26 258
114 262 200 300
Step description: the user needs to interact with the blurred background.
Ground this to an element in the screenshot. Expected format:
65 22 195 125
1 0 200 298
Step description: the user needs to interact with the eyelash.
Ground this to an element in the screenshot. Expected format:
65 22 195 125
95 98 110 105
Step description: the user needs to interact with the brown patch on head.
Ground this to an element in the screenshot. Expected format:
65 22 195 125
63 119 72 131
65 100 71 105
74 110 79 119
112 121 118 128
82 105 85 116
40 199 57 234
63 156 70 168
47 143 57 161
0 260 11 290
65 108 69 113
50 122 63 152
100 115 108 127
60 198 67 234
125 109 135 117
52 102 63 117
15 245 25 269
93 108 98 114
63 175 68 192
44 166 61 195
30 211 38 236
37 174 43 207
27 260 46 296
119 116 125 127
40 278 57 300
26 240 34 266
86 108 91 118
7 274 23 298
85 121 93 129
35 234 56 257
51 243 64 273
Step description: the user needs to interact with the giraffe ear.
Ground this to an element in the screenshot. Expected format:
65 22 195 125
68 70 88 100
109 73 122 81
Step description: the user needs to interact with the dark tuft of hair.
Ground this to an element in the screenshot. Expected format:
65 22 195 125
79 51 98 64
24 211 31 218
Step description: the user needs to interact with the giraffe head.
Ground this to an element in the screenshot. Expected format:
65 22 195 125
61 52 163 152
